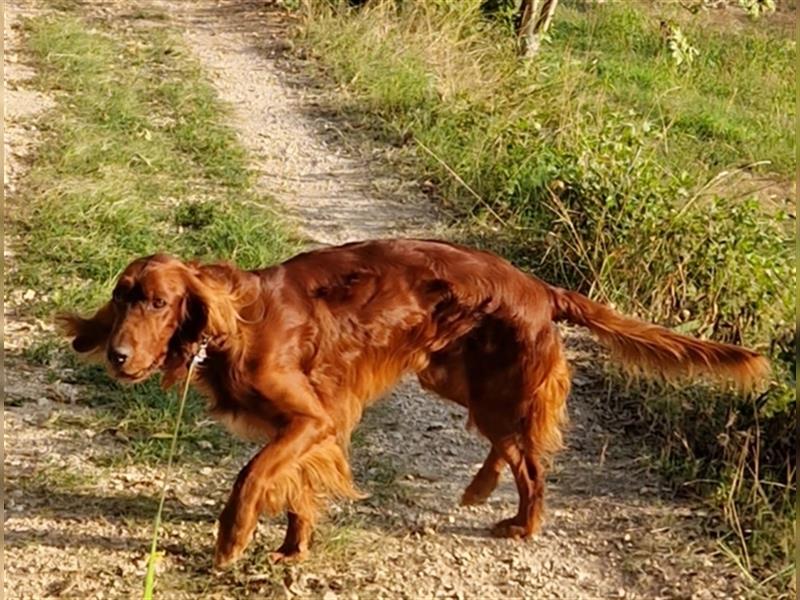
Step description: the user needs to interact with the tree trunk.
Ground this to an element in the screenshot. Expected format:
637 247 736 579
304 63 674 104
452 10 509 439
517 0 559 57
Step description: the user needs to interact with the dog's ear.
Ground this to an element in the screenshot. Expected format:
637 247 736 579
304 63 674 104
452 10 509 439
163 283 209 389
175 292 208 346
184 264 241 340
162 264 242 388
57 301 116 355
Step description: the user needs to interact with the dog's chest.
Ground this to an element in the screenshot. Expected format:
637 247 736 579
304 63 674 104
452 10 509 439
197 356 284 441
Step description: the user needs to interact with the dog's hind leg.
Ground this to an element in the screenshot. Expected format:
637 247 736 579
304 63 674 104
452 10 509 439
490 346 569 537
460 318 569 538
487 438 545 538
418 345 506 505
460 445 504 506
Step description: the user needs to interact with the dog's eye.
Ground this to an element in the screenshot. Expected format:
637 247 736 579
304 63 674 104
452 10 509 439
112 288 125 303
152 298 166 309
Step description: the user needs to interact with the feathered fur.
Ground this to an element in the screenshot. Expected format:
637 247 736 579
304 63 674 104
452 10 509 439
550 288 769 390
61 238 769 566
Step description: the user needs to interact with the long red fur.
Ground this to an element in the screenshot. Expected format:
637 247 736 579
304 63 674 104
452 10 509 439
550 288 770 390
60 239 769 565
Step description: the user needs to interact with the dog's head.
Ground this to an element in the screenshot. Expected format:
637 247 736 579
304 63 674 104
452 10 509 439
59 254 243 385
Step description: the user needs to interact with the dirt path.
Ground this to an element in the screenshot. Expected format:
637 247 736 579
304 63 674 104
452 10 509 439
4 1 748 599
162 0 440 248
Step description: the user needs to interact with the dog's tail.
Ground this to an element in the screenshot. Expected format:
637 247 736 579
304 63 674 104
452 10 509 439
548 287 769 390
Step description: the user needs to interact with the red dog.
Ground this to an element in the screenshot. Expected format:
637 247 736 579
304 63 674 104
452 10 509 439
61 239 768 567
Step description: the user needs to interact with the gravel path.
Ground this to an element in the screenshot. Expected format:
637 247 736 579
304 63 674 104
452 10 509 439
165 0 440 248
4 1 748 598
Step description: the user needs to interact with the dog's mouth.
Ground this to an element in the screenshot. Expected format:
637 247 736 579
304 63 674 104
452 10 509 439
112 353 166 384
116 368 155 384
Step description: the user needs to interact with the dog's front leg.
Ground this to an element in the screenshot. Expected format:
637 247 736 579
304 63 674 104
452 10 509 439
270 509 314 563
214 413 334 569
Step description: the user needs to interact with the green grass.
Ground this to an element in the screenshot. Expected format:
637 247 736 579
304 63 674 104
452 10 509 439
13 14 298 314
549 4 794 176
297 0 795 591
12 10 299 466
29 464 98 492
62 358 241 468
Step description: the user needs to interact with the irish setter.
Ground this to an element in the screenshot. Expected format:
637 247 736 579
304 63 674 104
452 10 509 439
60 239 768 567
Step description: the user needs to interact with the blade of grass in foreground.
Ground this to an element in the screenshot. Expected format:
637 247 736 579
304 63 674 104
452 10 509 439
14 1 300 530
13 7 300 595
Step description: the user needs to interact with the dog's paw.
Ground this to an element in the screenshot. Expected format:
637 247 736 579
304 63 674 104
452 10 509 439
460 487 491 506
268 548 308 564
490 518 531 539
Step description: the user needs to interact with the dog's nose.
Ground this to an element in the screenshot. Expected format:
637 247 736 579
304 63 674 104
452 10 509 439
108 347 130 366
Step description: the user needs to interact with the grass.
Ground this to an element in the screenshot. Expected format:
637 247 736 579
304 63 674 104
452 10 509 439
24 340 234 467
296 0 795 592
11 7 299 467
29 464 98 492
548 4 794 177
13 12 298 314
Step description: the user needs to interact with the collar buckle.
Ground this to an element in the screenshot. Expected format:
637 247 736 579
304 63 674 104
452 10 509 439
191 336 210 367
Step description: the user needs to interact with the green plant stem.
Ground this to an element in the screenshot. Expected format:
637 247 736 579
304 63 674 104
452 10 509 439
143 355 202 599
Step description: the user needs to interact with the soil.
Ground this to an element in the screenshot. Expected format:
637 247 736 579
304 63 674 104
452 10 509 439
3 1 750 598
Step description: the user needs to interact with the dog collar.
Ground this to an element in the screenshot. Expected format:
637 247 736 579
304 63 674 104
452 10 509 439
192 336 211 366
